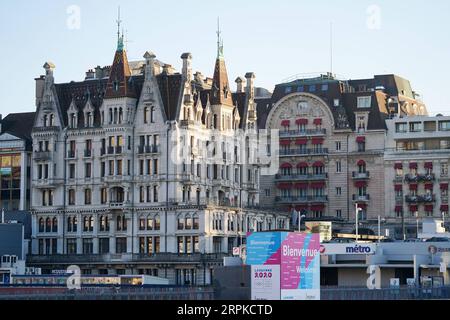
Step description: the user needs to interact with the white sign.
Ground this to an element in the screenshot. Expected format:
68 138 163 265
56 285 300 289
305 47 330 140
320 243 377 255
390 278 400 288
251 265 280 300
440 262 447 273
232 247 241 256
407 278 416 287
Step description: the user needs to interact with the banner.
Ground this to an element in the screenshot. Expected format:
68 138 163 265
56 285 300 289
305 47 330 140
247 232 321 300
251 265 281 300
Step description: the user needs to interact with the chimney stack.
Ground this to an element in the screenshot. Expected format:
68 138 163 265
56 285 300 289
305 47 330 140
144 51 156 80
235 77 246 93
245 72 255 98
181 53 193 82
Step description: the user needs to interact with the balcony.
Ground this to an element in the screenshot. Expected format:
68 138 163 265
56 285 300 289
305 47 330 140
405 194 436 203
275 196 328 204
279 129 327 137
27 253 230 265
275 173 328 181
100 148 106 156
138 145 160 154
115 146 123 154
352 171 370 179
352 194 370 202
66 150 75 159
395 196 404 204
442 196 449 204
107 146 114 155
34 151 52 161
180 120 195 128
109 201 131 208
405 174 419 183
393 175 403 183
279 148 329 156
84 149 92 158
405 174 436 183
243 182 257 190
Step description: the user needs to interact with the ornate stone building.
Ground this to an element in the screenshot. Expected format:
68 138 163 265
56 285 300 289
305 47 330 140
28 30 287 283
258 74 427 233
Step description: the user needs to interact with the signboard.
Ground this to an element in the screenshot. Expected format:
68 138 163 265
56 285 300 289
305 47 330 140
320 243 377 255
0 167 11 176
232 247 241 256
250 265 281 300
406 278 416 287
247 232 321 300
390 278 400 288
305 222 332 242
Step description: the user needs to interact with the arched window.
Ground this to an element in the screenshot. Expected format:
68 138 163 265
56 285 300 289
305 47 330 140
83 216 90 232
185 214 192 230
118 108 123 124
89 216 94 232
144 107 149 124
139 215 146 231
45 217 51 232
150 106 155 123
147 215 154 230
99 215 109 232
154 215 160 230
116 215 127 231
39 218 45 232
43 115 48 127
193 214 199 230
177 214 184 230
52 217 58 233
49 114 55 126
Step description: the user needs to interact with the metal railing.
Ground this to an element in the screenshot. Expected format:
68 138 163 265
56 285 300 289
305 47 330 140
352 172 370 179
279 129 327 137
275 173 328 181
280 148 329 156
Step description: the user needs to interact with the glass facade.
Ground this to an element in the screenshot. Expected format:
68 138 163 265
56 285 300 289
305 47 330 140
0 153 23 210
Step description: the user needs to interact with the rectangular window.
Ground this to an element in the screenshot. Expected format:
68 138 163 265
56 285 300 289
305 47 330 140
85 163 92 178
147 237 153 254
100 162 105 177
409 122 422 132
395 123 408 133
439 121 450 131
82 238 93 254
117 160 122 175
99 238 109 254
66 238 77 254
336 187 342 196
357 96 371 108
336 161 342 173
68 189 75 206
178 237 184 254
109 160 114 176
336 210 342 218
154 237 160 253
101 188 107 204
336 141 341 151
69 164 75 179
153 159 158 175
153 186 158 202
84 189 92 205
139 160 144 175
116 237 127 254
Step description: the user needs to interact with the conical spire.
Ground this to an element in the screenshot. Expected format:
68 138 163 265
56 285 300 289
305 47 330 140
210 19 233 107
104 9 135 99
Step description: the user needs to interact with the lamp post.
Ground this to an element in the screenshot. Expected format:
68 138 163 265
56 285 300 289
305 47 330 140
415 211 419 238
355 204 362 243
298 213 306 232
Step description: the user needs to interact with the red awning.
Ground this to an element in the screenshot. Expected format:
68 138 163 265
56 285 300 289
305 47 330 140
357 160 366 166
295 205 308 211
394 185 403 191
409 184 418 191
280 139 291 146
277 183 292 190
425 184 434 190
441 205 449 212
395 206 403 213
354 181 368 188
409 162 418 169
281 120 290 127
296 162 309 169
294 182 309 189
312 161 324 167
425 205 434 212
356 136 366 143
310 181 326 188
313 118 322 126
295 138 308 145
409 205 418 212
441 183 449 190
311 204 325 211
424 162 433 169
394 163 403 169
296 118 308 125
280 163 293 169
311 137 324 145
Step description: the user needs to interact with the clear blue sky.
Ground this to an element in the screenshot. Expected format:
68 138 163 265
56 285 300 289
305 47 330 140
1 0 449 116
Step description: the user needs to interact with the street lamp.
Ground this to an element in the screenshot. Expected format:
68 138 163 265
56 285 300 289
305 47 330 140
298 213 306 232
415 211 419 238
355 204 362 243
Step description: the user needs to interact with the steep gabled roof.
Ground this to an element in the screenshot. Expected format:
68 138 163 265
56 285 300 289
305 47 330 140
209 56 234 107
1 112 36 148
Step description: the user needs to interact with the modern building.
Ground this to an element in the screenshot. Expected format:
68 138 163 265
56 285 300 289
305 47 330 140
257 73 426 231
385 115 450 239
0 112 35 211
28 29 287 283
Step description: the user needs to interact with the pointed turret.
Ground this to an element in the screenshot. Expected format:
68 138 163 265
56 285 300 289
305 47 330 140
104 12 135 99
209 21 233 107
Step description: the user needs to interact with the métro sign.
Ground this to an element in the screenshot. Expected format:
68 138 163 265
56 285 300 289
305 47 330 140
319 243 377 255
246 232 321 300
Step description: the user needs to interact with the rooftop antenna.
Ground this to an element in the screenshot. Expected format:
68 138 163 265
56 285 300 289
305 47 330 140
124 29 133 51
330 22 333 76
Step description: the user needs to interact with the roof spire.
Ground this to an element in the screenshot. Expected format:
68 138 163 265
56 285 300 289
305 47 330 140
116 7 124 51
216 17 224 59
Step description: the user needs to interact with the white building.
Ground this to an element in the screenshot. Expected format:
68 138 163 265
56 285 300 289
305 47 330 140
28 30 288 284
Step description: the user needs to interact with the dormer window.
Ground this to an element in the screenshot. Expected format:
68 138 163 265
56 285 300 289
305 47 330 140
43 115 48 127
69 113 77 128
85 112 93 127
357 96 371 108
49 114 55 126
